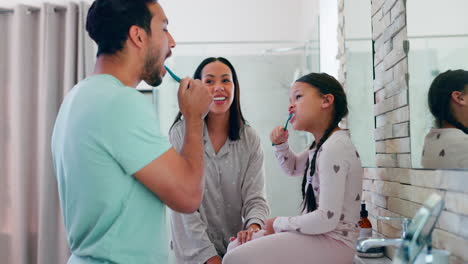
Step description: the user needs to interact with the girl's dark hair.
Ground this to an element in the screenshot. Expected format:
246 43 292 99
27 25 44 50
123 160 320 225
428 69 468 134
86 0 157 56
297 73 349 213
171 57 246 140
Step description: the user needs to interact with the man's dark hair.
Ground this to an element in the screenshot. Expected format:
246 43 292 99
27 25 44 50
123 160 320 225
86 0 157 56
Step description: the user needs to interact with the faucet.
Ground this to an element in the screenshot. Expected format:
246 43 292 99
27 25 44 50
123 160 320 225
356 216 411 252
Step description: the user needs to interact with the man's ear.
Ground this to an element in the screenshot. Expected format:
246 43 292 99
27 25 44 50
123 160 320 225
451 90 467 106
128 25 146 49
321 94 335 109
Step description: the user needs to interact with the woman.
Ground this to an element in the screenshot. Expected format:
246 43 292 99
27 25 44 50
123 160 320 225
421 69 468 169
223 73 363 264
169 57 270 264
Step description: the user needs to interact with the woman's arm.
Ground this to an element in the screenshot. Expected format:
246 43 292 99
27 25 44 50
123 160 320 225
171 211 220 263
169 122 220 263
241 128 270 229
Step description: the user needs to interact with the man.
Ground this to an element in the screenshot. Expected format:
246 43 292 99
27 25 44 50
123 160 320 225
51 0 212 263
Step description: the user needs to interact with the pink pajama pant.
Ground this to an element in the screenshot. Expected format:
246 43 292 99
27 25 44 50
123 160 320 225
223 232 355 264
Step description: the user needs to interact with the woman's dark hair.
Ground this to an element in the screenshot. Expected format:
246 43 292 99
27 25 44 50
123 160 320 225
297 73 349 213
171 57 246 140
428 69 468 134
86 0 157 56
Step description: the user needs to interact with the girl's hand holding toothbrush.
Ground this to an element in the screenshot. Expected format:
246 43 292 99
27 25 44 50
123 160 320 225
270 126 289 146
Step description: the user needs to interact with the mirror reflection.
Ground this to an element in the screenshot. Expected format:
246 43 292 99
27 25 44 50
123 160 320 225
154 41 320 218
407 0 468 168
421 70 468 169
343 0 375 167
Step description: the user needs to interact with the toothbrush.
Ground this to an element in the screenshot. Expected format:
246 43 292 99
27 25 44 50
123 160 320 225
272 113 294 146
283 113 294 131
164 65 181 83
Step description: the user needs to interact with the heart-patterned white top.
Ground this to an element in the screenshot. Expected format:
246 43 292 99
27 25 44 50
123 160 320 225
272 130 363 249
421 128 468 169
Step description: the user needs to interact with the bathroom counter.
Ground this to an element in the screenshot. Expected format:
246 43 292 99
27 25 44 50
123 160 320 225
354 255 392 264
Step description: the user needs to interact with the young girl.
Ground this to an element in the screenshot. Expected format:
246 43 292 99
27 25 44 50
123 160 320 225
169 57 270 264
223 72 363 264
422 69 468 169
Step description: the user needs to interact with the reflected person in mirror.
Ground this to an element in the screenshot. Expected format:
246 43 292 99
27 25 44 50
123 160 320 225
223 73 363 264
422 69 468 169
169 57 270 264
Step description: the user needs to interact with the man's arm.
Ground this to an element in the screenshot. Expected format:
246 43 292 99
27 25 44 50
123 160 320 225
134 118 204 213
134 78 212 213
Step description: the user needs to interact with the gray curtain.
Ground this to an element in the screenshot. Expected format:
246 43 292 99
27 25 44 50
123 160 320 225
0 2 95 264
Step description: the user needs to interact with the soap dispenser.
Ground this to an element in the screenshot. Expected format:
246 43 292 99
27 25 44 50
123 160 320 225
356 202 384 258
358 203 372 239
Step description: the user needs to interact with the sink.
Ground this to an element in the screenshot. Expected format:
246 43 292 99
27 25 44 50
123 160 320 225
354 255 392 264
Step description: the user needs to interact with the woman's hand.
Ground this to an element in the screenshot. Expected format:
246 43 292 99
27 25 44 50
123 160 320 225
236 223 261 245
264 217 277 235
270 126 289 145
205 256 222 264
248 223 261 232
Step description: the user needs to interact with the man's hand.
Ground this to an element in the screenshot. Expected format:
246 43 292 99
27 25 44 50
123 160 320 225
134 78 211 214
178 77 213 120
236 223 261 245
205 255 222 264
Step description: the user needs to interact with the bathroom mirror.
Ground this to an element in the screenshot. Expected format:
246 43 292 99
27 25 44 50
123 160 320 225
393 193 444 264
150 2 320 261
407 0 468 168
153 41 320 218
150 0 322 220
152 41 320 264
343 0 376 167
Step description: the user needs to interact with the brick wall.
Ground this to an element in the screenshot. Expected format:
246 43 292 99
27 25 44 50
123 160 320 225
360 1 468 263
363 169 468 263
337 0 346 86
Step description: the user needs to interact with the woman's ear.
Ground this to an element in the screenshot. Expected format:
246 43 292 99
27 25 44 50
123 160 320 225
321 94 335 109
451 90 467 106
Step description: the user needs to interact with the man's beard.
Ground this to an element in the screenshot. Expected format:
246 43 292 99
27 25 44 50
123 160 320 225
141 46 163 87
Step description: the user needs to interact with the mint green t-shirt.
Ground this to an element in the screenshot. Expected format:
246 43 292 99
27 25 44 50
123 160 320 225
51 74 171 264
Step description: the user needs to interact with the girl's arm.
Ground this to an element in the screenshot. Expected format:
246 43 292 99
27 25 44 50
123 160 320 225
273 142 309 177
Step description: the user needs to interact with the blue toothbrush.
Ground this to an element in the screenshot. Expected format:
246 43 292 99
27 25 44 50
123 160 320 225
283 113 294 131
272 113 294 146
164 65 181 83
